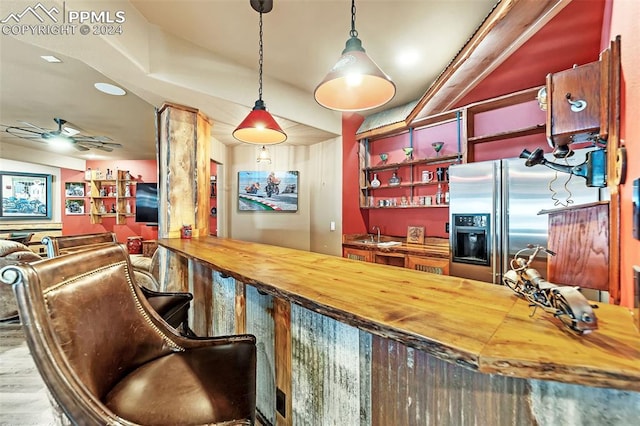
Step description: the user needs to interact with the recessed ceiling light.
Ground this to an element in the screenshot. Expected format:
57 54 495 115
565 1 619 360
94 82 126 96
40 55 62 63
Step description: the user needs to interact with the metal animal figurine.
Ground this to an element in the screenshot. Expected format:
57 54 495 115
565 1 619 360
503 244 598 334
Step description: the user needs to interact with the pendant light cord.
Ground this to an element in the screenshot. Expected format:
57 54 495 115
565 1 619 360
258 0 264 101
350 0 358 38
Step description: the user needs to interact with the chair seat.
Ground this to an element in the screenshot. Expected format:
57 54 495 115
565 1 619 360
105 345 255 425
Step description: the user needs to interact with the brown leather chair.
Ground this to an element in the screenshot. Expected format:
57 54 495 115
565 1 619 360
1 243 256 425
42 233 194 336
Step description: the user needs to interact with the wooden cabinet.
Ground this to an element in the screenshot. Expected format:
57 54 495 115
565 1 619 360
406 255 449 275
86 169 135 224
373 251 405 268
343 247 373 262
343 245 449 276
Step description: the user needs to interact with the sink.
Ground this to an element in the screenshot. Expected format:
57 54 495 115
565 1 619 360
354 239 378 245
352 240 402 247
376 241 402 247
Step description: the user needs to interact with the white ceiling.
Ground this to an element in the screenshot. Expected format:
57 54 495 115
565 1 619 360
0 0 498 161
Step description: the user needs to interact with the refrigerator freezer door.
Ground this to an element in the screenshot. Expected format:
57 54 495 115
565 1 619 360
449 160 501 283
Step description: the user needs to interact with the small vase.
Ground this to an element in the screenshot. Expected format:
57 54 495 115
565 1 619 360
370 173 381 188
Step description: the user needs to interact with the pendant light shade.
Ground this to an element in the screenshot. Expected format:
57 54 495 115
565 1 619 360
233 0 287 144
314 0 395 112
234 100 287 145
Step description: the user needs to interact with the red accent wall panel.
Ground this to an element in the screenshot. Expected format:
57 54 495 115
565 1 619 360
342 113 367 235
61 159 158 242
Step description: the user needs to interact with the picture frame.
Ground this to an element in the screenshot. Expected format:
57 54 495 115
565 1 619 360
238 170 299 212
407 225 425 245
65 199 85 215
0 171 52 220
65 182 85 197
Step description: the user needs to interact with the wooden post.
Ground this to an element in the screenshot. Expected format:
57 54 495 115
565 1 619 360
156 102 211 239
156 103 211 300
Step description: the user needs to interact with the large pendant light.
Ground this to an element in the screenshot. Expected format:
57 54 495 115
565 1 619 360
233 0 287 144
314 0 396 112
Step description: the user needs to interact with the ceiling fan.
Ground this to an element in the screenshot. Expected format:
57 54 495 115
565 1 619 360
1 117 123 152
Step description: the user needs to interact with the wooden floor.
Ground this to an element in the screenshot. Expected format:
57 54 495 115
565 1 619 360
0 322 56 426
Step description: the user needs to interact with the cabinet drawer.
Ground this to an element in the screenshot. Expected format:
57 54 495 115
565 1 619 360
406 255 449 275
343 247 372 262
374 251 405 268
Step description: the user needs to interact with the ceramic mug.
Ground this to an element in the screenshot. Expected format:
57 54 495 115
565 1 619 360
421 170 434 182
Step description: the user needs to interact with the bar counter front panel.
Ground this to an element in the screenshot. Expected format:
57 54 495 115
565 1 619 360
158 237 640 426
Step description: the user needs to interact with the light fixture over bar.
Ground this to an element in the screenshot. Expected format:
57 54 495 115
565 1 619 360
314 0 395 112
233 0 287 145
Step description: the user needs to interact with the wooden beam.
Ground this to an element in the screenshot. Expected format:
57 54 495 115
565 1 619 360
408 0 570 122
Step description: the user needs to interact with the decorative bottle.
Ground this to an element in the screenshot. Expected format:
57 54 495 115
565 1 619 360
85 168 92 180
435 184 443 205
388 172 401 186
125 202 131 214
370 173 381 188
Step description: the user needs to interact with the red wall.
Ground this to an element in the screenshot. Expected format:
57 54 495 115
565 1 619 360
61 159 158 242
342 113 367 235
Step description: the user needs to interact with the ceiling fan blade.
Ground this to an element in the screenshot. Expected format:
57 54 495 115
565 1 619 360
73 135 114 143
18 121 48 133
94 145 114 152
3 126 46 139
71 143 90 151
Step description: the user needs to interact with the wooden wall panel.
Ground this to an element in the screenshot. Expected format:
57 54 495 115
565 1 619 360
246 287 277 425
291 304 369 425
547 203 609 290
275 298 292 426
189 259 212 336
212 271 237 335
371 335 534 426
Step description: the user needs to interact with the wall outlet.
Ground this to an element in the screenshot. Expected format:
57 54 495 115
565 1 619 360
330 221 336 231
445 222 450 233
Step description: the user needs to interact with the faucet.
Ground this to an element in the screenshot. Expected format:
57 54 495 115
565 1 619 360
371 226 381 243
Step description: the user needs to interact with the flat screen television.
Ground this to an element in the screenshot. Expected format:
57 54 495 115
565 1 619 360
135 183 158 225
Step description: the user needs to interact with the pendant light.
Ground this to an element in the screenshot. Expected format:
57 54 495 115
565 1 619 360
257 145 272 164
233 0 287 144
314 0 396 112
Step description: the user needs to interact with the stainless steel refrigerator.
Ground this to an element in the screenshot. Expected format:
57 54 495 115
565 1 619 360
448 149 600 283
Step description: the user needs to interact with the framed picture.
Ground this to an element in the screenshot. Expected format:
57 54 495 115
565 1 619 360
65 182 85 197
65 199 85 215
0 171 52 219
407 225 425 245
238 170 299 212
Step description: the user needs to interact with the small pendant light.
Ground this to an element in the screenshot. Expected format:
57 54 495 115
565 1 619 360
257 145 272 164
233 0 287 144
314 0 396 112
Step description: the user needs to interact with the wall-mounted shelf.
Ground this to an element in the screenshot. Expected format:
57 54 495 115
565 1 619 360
86 169 135 224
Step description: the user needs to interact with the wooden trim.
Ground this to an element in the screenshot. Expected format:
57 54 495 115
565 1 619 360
606 36 622 303
235 281 246 334
274 298 292 426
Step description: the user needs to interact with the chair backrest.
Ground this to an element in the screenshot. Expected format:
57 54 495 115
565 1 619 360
7 232 34 245
41 232 117 258
1 244 184 421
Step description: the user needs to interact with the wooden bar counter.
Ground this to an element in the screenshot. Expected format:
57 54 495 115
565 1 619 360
158 237 640 425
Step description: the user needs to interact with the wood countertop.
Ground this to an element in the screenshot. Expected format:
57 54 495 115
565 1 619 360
159 237 640 391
